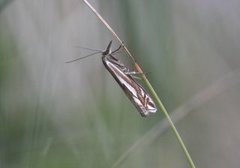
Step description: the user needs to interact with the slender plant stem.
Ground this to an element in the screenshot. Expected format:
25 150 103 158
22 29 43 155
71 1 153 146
83 0 136 62
82 0 196 167
141 74 196 168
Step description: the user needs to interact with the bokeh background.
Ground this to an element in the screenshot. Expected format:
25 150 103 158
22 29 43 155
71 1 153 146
1 0 240 168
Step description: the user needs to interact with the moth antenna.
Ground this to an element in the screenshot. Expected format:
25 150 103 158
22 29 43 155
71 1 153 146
74 46 102 52
66 51 102 63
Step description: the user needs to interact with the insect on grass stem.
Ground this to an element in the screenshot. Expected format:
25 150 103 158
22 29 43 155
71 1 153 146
81 1 197 168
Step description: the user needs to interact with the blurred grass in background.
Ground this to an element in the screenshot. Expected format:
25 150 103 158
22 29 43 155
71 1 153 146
1 0 240 168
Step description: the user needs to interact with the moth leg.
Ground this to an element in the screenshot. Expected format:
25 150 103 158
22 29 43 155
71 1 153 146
123 71 141 80
125 71 143 75
111 42 124 54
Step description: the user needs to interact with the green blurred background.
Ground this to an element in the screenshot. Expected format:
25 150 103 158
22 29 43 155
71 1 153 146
1 0 240 168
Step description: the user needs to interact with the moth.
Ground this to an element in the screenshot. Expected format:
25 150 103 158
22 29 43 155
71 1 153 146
67 41 157 117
